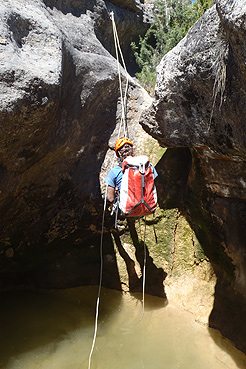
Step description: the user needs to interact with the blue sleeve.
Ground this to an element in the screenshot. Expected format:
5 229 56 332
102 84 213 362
105 168 117 187
105 166 123 189
150 163 158 179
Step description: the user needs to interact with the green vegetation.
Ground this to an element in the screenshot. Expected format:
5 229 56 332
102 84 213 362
131 0 213 94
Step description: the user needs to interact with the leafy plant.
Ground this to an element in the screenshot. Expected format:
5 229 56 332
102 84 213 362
131 0 213 94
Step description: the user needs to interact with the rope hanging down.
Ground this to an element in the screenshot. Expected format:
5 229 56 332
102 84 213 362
88 12 148 369
88 185 107 369
110 11 129 139
111 13 147 322
88 13 130 369
111 12 147 324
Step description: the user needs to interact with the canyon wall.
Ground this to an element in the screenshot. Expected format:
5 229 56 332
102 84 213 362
141 0 246 353
1 0 246 355
0 0 150 290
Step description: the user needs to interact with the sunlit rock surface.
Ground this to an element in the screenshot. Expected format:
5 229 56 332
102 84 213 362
141 0 246 353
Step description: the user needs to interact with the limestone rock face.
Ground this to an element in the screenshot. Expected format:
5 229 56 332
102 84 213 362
141 3 246 157
141 0 246 353
0 0 150 290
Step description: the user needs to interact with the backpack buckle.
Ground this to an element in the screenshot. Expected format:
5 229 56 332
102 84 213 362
139 162 145 174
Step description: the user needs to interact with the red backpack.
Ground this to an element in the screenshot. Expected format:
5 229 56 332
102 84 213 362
119 155 157 217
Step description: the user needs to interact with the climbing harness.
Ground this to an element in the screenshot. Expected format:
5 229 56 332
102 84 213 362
110 191 120 229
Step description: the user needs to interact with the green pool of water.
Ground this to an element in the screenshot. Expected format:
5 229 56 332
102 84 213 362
0 286 246 369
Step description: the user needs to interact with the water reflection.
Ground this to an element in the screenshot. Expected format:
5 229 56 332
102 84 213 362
0 287 245 369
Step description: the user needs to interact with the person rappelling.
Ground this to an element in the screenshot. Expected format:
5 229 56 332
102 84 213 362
104 14 158 219
105 136 158 223
88 14 160 369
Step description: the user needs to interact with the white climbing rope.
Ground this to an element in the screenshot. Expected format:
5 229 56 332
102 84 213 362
110 11 129 138
88 11 131 368
111 17 148 320
88 184 108 369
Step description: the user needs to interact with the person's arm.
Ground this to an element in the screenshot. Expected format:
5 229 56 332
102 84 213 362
105 166 120 202
107 185 115 202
